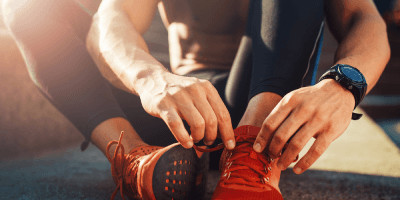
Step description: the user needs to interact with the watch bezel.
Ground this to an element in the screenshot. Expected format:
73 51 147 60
319 64 367 109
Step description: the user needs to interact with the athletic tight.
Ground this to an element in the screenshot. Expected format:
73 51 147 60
5 0 323 167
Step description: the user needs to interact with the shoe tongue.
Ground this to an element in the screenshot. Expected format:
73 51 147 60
229 126 265 182
234 125 261 140
231 153 265 181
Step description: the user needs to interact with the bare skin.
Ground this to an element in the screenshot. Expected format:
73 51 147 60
249 0 390 174
86 0 390 174
87 0 249 152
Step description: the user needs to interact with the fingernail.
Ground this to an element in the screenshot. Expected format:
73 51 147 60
253 143 262 152
185 141 194 148
293 167 302 174
226 140 235 150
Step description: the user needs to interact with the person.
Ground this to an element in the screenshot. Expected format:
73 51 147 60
2 0 389 199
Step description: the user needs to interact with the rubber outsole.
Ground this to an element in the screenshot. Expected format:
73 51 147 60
152 145 207 200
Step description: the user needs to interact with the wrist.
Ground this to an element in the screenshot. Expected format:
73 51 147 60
131 68 170 96
319 64 367 109
318 79 356 109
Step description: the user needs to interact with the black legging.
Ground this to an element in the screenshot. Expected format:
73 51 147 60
5 0 323 155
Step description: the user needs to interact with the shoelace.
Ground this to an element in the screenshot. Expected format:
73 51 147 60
194 134 273 189
106 131 141 200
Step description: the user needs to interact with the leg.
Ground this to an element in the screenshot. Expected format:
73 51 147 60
239 0 324 126
4 2 206 199
2 0 147 154
211 1 324 199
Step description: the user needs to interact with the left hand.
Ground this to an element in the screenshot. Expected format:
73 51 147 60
253 79 355 174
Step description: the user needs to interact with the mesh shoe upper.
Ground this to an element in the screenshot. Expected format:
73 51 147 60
212 125 283 200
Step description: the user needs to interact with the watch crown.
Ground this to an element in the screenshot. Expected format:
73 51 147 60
335 76 339 81
348 85 353 90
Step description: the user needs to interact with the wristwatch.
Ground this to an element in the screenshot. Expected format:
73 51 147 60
319 64 368 120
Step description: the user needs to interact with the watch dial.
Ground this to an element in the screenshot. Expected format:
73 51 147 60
340 66 364 82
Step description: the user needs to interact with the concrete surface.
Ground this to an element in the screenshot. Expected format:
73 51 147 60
1 112 399 199
0 2 399 200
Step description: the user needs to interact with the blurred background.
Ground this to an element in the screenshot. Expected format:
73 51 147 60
0 0 399 199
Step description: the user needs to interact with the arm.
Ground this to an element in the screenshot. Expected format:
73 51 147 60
86 0 235 149
86 0 161 94
326 0 390 91
253 0 390 173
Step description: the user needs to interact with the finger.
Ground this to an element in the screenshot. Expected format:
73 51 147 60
206 84 235 150
178 104 206 144
268 108 310 157
193 97 218 145
253 98 293 153
293 135 331 174
277 122 321 170
160 109 193 148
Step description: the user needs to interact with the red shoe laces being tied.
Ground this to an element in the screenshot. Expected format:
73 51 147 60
106 131 161 200
194 127 274 190
106 131 203 200
194 125 296 199
106 131 137 200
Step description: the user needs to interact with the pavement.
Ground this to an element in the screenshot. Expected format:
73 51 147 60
0 3 399 200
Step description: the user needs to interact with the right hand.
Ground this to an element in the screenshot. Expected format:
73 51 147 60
138 72 236 149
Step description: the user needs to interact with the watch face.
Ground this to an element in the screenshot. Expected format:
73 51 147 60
340 65 364 82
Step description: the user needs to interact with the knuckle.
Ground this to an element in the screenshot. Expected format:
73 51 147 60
299 104 314 114
286 92 298 103
257 132 269 143
201 79 213 88
192 120 205 129
163 113 180 128
218 112 231 122
291 142 302 152
206 117 218 127
301 159 312 169
167 119 181 129
313 145 325 157
273 135 285 144
314 110 328 121
262 122 274 132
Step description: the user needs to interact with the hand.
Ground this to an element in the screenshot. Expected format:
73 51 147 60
138 72 235 149
253 79 355 174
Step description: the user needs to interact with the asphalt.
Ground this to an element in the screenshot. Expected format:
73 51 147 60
0 4 399 200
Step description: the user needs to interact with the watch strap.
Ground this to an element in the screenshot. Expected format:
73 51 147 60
319 64 367 120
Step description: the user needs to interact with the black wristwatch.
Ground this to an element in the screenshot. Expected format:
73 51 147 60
319 64 367 120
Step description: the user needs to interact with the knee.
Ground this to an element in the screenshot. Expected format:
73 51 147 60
2 0 65 38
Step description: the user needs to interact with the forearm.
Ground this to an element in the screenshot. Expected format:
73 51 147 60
86 0 167 95
330 6 390 93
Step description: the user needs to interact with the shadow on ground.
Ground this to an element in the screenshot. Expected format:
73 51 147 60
1 144 399 200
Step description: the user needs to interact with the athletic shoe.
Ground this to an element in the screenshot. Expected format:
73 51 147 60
195 125 284 200
106 131 206 200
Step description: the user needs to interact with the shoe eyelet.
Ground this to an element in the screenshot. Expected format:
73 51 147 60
226 152 232 160
268 166 272 171
264 166 268 174
261 177 269 184
223 172 231 180
226 172 231 180
226 161 233 169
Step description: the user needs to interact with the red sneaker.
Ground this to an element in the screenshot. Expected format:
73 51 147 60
196 125 284 200
106 131 206 200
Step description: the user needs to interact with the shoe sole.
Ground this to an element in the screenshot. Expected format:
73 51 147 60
152 145 205 200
